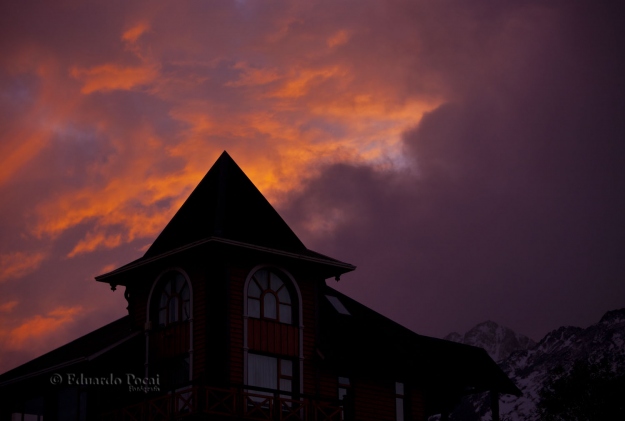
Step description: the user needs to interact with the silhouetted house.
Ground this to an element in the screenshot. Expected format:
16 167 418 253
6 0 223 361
0 152 520 421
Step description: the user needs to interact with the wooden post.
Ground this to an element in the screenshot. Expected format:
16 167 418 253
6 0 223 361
490 390 500 421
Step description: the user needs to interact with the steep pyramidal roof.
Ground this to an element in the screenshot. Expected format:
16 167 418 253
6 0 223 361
145 151 306 258
96 151 354 283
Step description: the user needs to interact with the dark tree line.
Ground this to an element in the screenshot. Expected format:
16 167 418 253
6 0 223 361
537 359 625 420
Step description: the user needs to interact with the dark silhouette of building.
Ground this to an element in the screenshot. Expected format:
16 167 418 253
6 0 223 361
0 152 520 421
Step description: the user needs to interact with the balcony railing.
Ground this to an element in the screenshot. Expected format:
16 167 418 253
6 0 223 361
100 385 343 421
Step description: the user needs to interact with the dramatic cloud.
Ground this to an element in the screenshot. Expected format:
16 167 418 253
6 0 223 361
280 1 625 338
0 0 623 373
1 306 86 351
0 252 47 283
0 301 18 313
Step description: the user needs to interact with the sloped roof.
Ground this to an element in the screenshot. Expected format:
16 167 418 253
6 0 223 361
319 286 521 401
96 152 354 283
145 151 306 258
0 316 139 387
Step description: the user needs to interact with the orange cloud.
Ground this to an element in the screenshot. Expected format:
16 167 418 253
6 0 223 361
1 4 443 261
34 173 183 248
0 49 100 187
32 126 204 253
67 231 123 258
0 301 18 313
30 50 438 257
226 62 282 87
0 52 81 186
0 252 47 282
71 64 159 94
0 132 49 186
327 30 350 48
165 108 344 195
98 263 118 276
122 22 150 43
163 86 438 203
270 66 347 98
70 21 158 94
2 306 84 351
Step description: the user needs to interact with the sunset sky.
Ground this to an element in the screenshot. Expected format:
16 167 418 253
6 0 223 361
1 0 624 373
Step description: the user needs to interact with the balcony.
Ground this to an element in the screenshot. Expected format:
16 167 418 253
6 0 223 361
100 385 343 421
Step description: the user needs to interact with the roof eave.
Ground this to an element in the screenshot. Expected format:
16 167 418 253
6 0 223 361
0 331 140 387
95 236 355 284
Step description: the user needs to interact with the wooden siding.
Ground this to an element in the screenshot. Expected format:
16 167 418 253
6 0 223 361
316 371 426 421
132 297 146 330
229 266 247 385
353 379 396 421
149 322 190 360
191 269 206 381
130 282 149 330
300 275 317 396
247 319 298 356
318 367 339 401
409 387 425 421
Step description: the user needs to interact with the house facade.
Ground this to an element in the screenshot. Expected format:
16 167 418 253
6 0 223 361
0 152 519 421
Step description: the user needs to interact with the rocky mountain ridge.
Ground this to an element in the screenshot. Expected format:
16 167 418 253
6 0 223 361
445 308 625 420
445 320 536 362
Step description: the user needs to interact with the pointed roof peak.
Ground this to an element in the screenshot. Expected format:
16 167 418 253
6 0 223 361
216 149 234 161
144 151 306 258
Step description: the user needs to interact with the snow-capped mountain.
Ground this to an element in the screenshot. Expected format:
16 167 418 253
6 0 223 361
446 309 625 420
445 320 535 362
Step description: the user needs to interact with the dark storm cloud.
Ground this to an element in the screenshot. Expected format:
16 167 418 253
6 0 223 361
281 1 625 339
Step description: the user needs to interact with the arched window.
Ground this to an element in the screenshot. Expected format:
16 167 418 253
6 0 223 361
247 268 293 324
245 267 301 399
156 271 190 327
148 270 193 391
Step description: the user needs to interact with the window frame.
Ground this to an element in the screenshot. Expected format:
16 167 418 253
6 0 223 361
395 381 405 421
155 271 191 328
246 268 295 325
246 352 295 396
338 376 351 420
243 265 304 399
146 268 194 388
